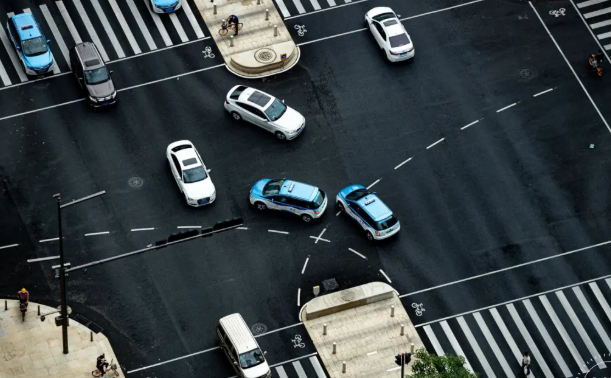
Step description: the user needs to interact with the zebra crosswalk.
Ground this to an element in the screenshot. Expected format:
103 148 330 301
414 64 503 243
575 0 611 50
0 0 207 87
273 355 328 378
417 277 611 377
273 0 358 19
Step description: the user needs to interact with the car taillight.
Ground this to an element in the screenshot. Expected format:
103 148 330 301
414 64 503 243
407 46 414 52
225 99 229 104
390 51 399 56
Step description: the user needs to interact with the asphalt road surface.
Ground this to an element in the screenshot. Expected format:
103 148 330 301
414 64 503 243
2 0 611 377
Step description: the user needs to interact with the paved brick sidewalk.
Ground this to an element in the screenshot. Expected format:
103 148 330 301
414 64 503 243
0 300 124 378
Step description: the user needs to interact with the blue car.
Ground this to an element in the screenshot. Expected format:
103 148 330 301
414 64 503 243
6 13 54 76
150 0 183 13
336 185 400 241
250 178 327 223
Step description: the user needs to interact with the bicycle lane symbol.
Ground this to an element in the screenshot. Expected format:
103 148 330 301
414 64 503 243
549 8 566 17
294 25 307 37
291 334 306 348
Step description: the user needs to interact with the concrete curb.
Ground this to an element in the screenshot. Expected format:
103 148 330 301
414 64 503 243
225 46 301 79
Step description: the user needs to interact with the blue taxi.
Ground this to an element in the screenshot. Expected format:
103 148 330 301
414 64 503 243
7 13 54 76
150 0 182 13
250 178 327 223
336 185 400 241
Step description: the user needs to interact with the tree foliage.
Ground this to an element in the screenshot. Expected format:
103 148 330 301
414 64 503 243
410 347 480 378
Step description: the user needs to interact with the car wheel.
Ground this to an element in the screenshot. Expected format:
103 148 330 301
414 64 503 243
366 231 374 241
275 132 286 140
337 202 344 212
301 214 312 223
231 112 242 121
255 202 267 211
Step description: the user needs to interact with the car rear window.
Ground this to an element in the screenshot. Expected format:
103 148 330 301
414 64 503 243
376 215 398 231
372 12 395 22
230 85 247 100
263 179 285 195
389 34 410 48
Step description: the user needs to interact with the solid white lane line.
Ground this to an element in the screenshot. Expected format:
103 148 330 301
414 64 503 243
426 138 445 149
457 316 495 377
394 157 412 170
169 13 189 43
297 27 367 46
27 256 60 263
335 210 341 216
73 0 109 61
533 88 554 97
591 19 611 28
309 236 330 242
0 23 25 82
584 6 611 18
255 322 303 338
348 248 367 259
539 295 587 373
268 230 289 234
297 288 301 306
292 0 307 14
590 282 611 323
125 0 156 50
423 325 445 355
275 0 292 18
573 286 611 353
108 0 141 54
508 303 556 378
0 98 85 121
131 228 155 231
309 356 326 378
177 226 201 229
367 178 381 189
310 0 322 10
275 366 289 378
39 237 60 243
237 227 249 230
598 31 611 39
180 0 205 38
301 257 309 274
440 321 473 372
577 0 608 7
0 244 19 250
401 0 485 22
91 0 126 58
556 291 606 368
496 102 518 113
85 231 110 236
56 1 82 45
489 308 537 378
109 37 208 65
143 0 172 47
38 5 67 73
473 312 512 377
379 269 392 283
293 361 308 378
127 346 221 373
460 120 480 130
531 2 611 133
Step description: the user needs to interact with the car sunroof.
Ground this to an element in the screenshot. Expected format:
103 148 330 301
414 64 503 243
182 158 197 166
248 91 272 107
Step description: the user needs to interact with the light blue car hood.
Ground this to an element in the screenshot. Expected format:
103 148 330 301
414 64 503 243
23 50 53 68
153 0 179 6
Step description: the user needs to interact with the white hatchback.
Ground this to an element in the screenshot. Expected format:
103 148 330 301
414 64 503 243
224 85 305 140
166 140 216 207
365 7 414 62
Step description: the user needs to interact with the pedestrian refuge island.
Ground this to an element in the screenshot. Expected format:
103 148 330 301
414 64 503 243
300 282 425 378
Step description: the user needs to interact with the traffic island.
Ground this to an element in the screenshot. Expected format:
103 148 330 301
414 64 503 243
0 300 124 378
194 0 299 78
300 282 424 378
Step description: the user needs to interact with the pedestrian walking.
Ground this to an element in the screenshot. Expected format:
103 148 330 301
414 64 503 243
522 351 531 376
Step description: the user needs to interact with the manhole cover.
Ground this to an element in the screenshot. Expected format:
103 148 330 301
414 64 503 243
128 177 144 188
254 48 277 63
340 290 355 302
322 278 339 292
519 69 535 80
251 323 268 335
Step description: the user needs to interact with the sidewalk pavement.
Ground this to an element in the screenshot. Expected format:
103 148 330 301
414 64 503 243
194 0 299 77
301 283 424 378
0 300 124 378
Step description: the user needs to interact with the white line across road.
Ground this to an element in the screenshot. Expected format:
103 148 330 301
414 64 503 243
460 119 480 130
27 256 60 263
426 138 445 149
457 316 495 377
170 13 189 43
144 0 173 47
0 244 19 250
367 179 381 189
237 227 249 230
309 236 330 242
177 226 201 229
394 157 412 170
275 0 292 18
39 237 60 243
423 325 445 355
348 248 367 259
496 102 518 113
131 228 155 231
301 257 309 274
583 6 611 18
84 231 110 236
127 346 221 373
533 88 554 97
268 230 289 234
179 0 205 39
571 0 611 63
125 0 157 51
285 0 368 20
91 0 125 58
312 228 327 243
440 321 474 372
297 288 301 306
379 269 392 283
577 0 608 7
108 0 141 54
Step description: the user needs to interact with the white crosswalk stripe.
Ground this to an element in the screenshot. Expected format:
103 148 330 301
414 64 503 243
292 361 308 378
275 0 292 18
56 1 82 45
309 0 322 11
327 0 337 6
276 365 289 378
169 13 189 42
0 16 27 82
108 0 141 54
125 0 157 51
91 0 126 58
143 0 173 47
457 316 496 378
0 59 10 86
440 320 474 372
36 6 63 74
569 0 611 50
490 308 537 378
72 0 110 61
584 6 611 18
577 0 608 7
423 325 445 355
181 0 205 39
572 286 611 354
472 312 513 377
590 281 611 322
292 0 307 14
309 356 326 378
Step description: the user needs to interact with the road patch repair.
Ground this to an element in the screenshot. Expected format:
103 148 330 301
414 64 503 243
300 282 424 377
194 0 299 77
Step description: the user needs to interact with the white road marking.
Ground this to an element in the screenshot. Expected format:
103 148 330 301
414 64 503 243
39 237 60 243
309 0 322 10
143 0 172 47
473 312 513 377
91 0 126 58
177 226 201 229
269 352 318 368
297 27 367 46
255 322 303 338
598 31 611 39
0 244 18 250
366 178 381 189
38 5 66 73
127 346 221 373
7 12 15 17
379 269 392 283
237 227 249 230
496 102 518 113
73 0 109 61
591 19 611 28
573 0 611 63
27 256 60 263
125 0 156 50
531 2 611 133
169 13 189 43
313 228 327 244
180 0 205 38
401 0 485 22
309 236 330 242
440 321 473 372
292 0 307 14
426 138 445 149
0 58 11 86
460 119 480 130
457 316 494 377
56 1 82 45
292 361 308 378
533 88 554 97
286 0 367 20
268 230 289 234
108 0 141 54
590 281 611 323
327 0 337 5
387 367 401 372
573 286 611 353
489 308 538 378
131 228 155 231
605 43 611 50
275 0 292 18
276 366 289 378
366 351 377 356
423 325 445 355
301 257 309 274
348 248 367 259
577 0 608 7
85 231 110 236
584 6 611 18
335 210 341 216
297 288 301 306
309 356 326 378
394 157 412 170
109 37 209 64
0 21 25 82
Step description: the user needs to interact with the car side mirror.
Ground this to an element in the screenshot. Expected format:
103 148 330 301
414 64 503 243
109 70 114 75
16 46 21 50
78 77 83 81
233 361 238 366
264 351 267 355
282 99 285 103
176 176 181 181
206 169 211 173
46 39 51 44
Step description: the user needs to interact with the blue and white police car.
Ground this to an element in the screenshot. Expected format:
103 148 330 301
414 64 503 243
6 13 54 76
150 0 182 13
336 185 400 241
250 179 327 223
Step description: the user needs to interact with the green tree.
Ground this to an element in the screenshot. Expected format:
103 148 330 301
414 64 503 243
410 347 480 378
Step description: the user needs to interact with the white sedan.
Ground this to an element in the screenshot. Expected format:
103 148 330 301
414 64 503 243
365 7 414 62
224 85 305 140
166 140 216 207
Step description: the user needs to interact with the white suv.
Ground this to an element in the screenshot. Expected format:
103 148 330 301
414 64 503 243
166 140 216 207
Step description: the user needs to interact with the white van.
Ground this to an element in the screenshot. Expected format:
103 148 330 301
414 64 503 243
217 313 271 378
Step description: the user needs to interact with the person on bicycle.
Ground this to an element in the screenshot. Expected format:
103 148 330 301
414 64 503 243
96 354 108 376
17 288 29 303
591 49 604 70
227 14 239 35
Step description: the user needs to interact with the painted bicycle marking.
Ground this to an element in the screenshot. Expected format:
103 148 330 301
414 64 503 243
294 25 307 37
549 8 566 17
202 46 215 58
412 303 425 316
291 334 306 348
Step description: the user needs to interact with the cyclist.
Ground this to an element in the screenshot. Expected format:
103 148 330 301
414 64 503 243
96 354 108 376
591 49 604 70
17 288 29 303
227 14 239 35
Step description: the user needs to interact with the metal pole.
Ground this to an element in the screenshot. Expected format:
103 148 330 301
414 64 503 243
342 361 346 373
273 25 278 37
265 9 269 20
323 323 327 335
400 353 405 377
55 194 69 354
400 324 404 336
391 305 395 317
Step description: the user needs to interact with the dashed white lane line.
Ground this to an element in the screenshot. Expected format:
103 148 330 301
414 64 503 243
309 236 331 243
27 256 59 263
426 138 445 149
39 238 60 243
297 288 301 306
496 102 519 113
367 179 381 189
336 210 342 216
301 257 310 274
461 119 481 130
0 244 19 250
177 226 201 229
348 248 367 259
84 231 110 236
394 157 412 170
379 269 392 283
268 230 290 234
534 88 554 97
131 228 155 231
237 227 249 230
313 228 327 244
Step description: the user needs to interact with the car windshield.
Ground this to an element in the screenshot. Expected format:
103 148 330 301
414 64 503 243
22 37 47 56
346 189 371 201
313 190 325 207
263 179 285 195
183 166 207 183
264 99 287 121
239 348 265 369
372 12 395 22
389 33 410 48
375 215 398 231
84 67 110 85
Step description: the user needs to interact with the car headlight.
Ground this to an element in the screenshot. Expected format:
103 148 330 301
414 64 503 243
89 96 100 102
110 91 117 98
186 197 194 201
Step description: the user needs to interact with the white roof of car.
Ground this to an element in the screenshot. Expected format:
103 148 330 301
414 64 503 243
384 21 405 37
219 313 257 353
167 141 201 169
238 87 274 108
